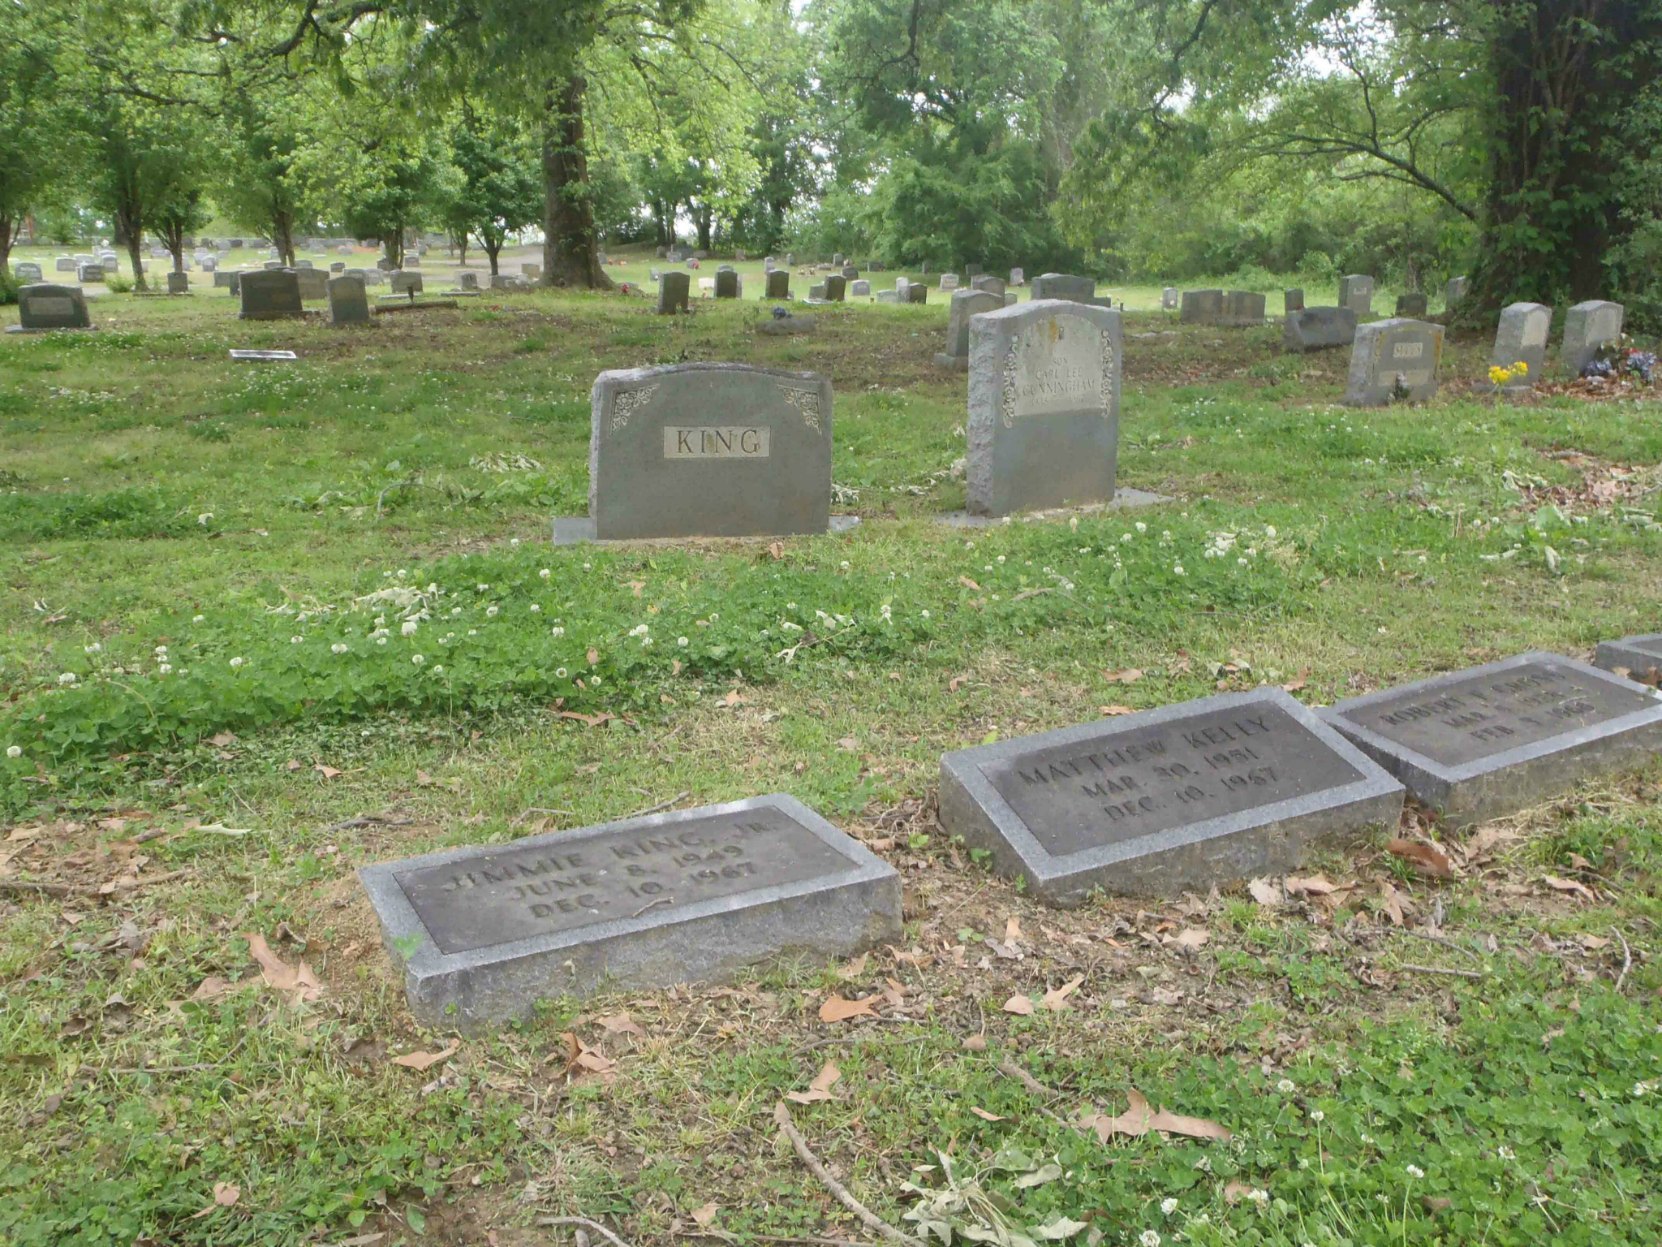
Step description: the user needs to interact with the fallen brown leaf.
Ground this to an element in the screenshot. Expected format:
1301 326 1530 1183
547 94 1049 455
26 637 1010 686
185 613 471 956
690 1203 718 1229
192 1182 241 1218
391 1040 459 1072
1042 975 1084 1011
970 1106 1007 1121
244 933 322 1002
596 1012 645 1037
1100 704 1136 716
1106 668 1144 685
1080 1089 1231 1142
1543 874 1596 902
1171 927 1210 952
837 952 869 980
1004 915 1024 944
962 1034 988 1052
1284 875 1338 897
190 975 235 1003
1248 877 1283 906
313 764 342 781
1002 993 1035 1016
784 1060 841 1105
1378 882 1405 927
818 994 877 1023
1387 838 1454 880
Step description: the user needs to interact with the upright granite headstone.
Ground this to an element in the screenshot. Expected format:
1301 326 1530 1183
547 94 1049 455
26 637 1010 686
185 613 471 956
934 288 1004 371
1284 288 1305 314
360 793 902 1026
214 270 239 291
1595 635 1662 685
1283 306 1357 353
824 275 846 302
328 275 370 325
1395 292 1428 317
76 263 105 283
1338 274 1375 317
1030 273 1096 304
1561 300 1624 376
1342 318 1443 406
1161 287 1178 310
1446 276 1469 306
764 269 790 300
1323 652 1662 826
54 257 76 273
1180 289 1224 325
939 688 1404 901
14 262 42 282
714 269 740 299
1221 291 1266 327
330 261 346 274
582 363 833 541
849 279 871 297
200 256 217 272
390 271 423 296
166 271 189 295
295 267 329 300
1010 267 1025 286
971 275 1007 298
808 282 827 301
966 299 1121 517
842 265 859 280
939 273 960 292
457 271 479 291
905 283 928 305
10 283 92 332
1491 302 1552 388
238 270 303 321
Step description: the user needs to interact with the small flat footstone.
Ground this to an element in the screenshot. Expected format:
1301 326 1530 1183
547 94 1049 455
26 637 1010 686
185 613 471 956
1322 652 1662 826
938 688 1404 902
360 794 901 1028
935 489 1169 527
553 514 860 545
229 349 297 361
1595 634 1662 685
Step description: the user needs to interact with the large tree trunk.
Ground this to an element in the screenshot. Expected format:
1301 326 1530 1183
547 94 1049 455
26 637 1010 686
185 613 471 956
116 199 146 291
272 208 296 268
384 225 404 270
484 237 501 276
542 74 612 289
1464 0 1662 323
695 203 712 252
0 217 13 271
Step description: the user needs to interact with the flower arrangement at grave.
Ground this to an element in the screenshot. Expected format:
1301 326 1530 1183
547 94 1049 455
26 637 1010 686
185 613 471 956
1582 337 1657 384
1488 359 1529 386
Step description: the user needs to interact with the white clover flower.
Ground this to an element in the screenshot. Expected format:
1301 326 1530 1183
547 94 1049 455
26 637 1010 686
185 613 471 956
1160 1198 1178 1216
677 636 688 647
84 643 102 654
476 583 490 592
530 604 540 613
431 665 443 674
641 636 652 647
840 560 850 569
921 609 931 619
229 657 244 668
451 607 463 617
397 568 408 578
1634 1080 1657 1097
192 614 205 623
154 645 167 655
1265 525 1277 537
376 636 388 645
411 654 425 665
197 512 213 525
996 554 1007 564
551 626 565 638
1121 533 1132 543
58 672 77 685
1135 521 1147 533
291 636 303 644
1497 1146 1515 1160
1406 1165 1424 1180
510 537 521 546
539 568 551 580
1247 1189 1269 1207
1173 565 1186 576
555 667 568 678
6 745 21 759
1310 1110 1324 1123
485 605 499 618
582 562 591 571
402 620 419 636
467 629 477 637
158 663 172 674
1277 1079 1296 1094
629 623 650 637
1140 1233 1161 1247
1238 557 1249 567
1361 1133 1375 1145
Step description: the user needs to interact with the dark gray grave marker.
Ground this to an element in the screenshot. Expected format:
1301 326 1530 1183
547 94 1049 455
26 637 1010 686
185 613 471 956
764 269 790 299
1180 289 1223 325
1338 274 1375 317
658 271 690 314
1562 300 1623 376
935 288 1003 370
10 283 93 332
939 688 1404 901
1283 306 1356 353
328 275 370 325
1342 318 1443 405
239 270 303 321
359 794 902 1027
1322 652 1662 825
1595 635 1662 685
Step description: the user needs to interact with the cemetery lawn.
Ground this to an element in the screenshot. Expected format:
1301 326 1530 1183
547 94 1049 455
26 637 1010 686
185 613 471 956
3 284 1661 1247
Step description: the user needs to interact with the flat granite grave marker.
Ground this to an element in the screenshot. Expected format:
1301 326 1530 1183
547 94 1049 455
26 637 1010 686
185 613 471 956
1595 635 1662 685
1322 652 1662 826
390 271 424 296
10 284 93 332
566 362 834 542
229 349 298 361
935 288 1004 370
328 275 370 325
1561 300 1623 376
1338 274 1375 317
939 688 1405 901
1283 306 1356 353
939 273 960 291
1342 317 1443 406
966 299 1121 517
1492 302 1551 389
360 794 902 1027
239 270 303 321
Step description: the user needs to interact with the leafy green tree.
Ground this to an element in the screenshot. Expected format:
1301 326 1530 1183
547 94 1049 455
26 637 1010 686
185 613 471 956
444 105 542 274
0 4 77 269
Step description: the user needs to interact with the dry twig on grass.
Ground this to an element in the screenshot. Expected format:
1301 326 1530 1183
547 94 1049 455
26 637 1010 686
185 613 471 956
772 1102 918 1247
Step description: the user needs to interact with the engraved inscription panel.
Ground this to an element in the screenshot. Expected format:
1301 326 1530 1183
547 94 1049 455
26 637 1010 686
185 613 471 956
1393 342 1424 359
663 426 771 458
1003 315 1111 422
398 809 854 954
1340 661 1658 767
29 296 76 317
983 704 1363 857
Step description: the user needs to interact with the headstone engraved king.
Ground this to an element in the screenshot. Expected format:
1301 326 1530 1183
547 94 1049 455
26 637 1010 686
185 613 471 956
966 300 1122 517
573 363 834 541
360 794 902 1027
1322 652 1662 826
938 689 1404 901
1595 634 1662 686
1342 318 1443 406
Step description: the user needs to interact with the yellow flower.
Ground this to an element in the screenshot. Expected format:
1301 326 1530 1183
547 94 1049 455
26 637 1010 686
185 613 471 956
1489 365 1509 385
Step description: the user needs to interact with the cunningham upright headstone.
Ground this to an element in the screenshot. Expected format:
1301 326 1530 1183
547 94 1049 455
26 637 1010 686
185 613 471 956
575 363 834 541
966 299 1121 517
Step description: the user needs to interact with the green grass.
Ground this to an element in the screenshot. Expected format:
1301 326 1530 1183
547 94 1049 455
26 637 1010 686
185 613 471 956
1 266 1659 1246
